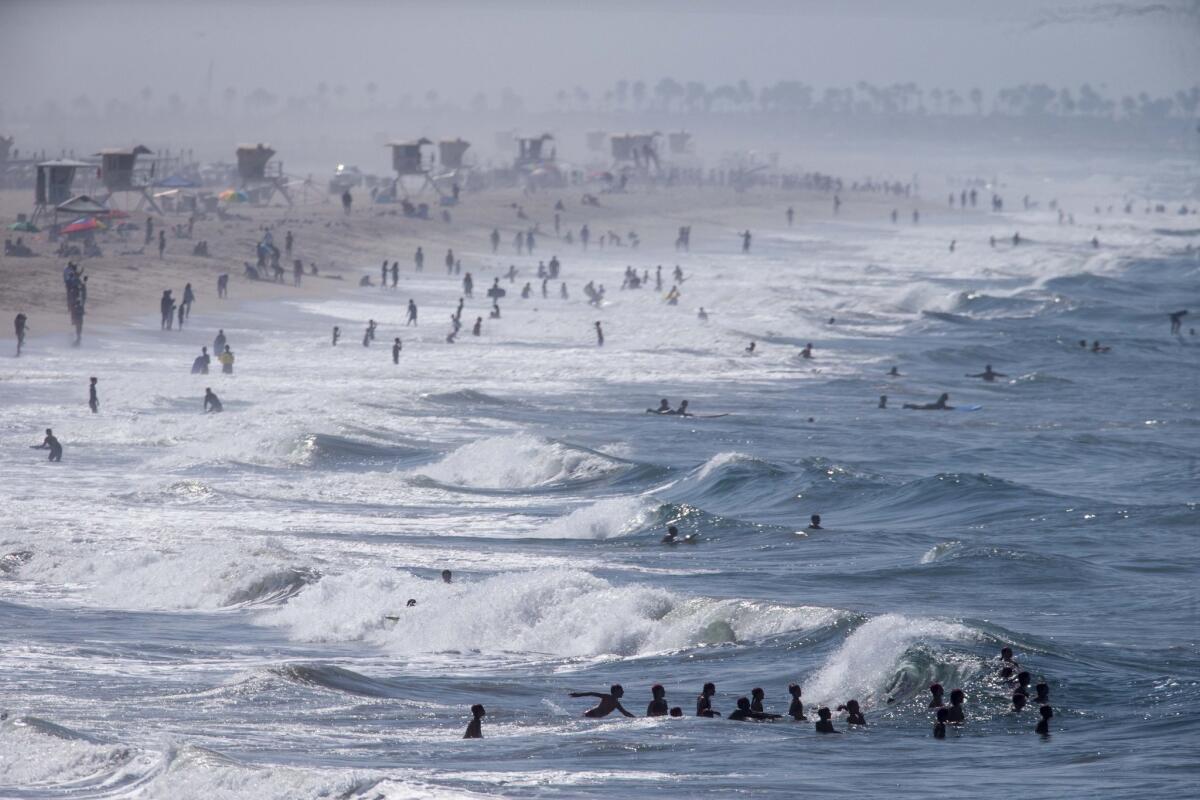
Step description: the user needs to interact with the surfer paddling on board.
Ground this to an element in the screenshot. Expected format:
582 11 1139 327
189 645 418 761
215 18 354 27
668 400 693 417
569 685 635 718
647 398 671 414
903 393 953 410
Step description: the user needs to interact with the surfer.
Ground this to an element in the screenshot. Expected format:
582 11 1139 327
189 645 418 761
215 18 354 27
746 341 756 354
1012 692 1028 712
441 569 452 583
88 377 98 413
787 684 806 720
750 688 767 713
929 683 945 708
800 343 813 359
729 697 780 721
661 525 694 544
696 683 721 717
999 647 1019 670
1091 340 1110 353
1169 310 1188 335
204 388 223 413
647 684 669 716
888 366 900 376
569 685 635 718
191 346 210 374
814 707 840 733
966 365 1007 382
903 393 952 410
595 321 604 347
33 428 62 462
879 395 888 409
1015 671 1032 697
670 400 692 417
332 327 340 346
807 514 822 530
647 399 670 414
392 337 402 364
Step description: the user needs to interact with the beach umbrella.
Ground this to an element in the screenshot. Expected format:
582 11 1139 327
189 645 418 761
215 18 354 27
219 189 249 202
62 217 105 234
7 221 39 232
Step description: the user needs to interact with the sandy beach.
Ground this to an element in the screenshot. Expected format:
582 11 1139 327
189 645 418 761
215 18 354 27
1 184 916 339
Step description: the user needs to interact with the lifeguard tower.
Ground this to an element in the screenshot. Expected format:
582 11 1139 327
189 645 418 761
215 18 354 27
438 138 470 171
385 138 436 197
236 143 292 206
611 132 661 173
95 145 162 213
515 133 554 170
32 158 93 223
668 131 693 156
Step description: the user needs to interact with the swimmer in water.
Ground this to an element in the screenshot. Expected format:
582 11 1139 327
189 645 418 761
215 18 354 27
999 647 1019 671
1035 682 1050 704
697 683 721 717
800 343 813 359
1015 671 1032 697
966 365 1007 382
838 700 866 726
746 341 756 354
1012 692 1028 712
463 704 486 739
888 366 900 376
946 689 966 723
814 707 840 733
879 395 888 409
750 688 766 713
204 388 223 413
669 707 683 717
647 684 669 717
647 398 670 414
929 683 945 708
1169 309 1188 335
933 708 949 739
569 685 635 718
787 684 807 720
903 393 953 410
441 569 452 583
807 514 822 530
1091 340 1110 353
662 525 680 544
729 697 781 721
1035 705 1053 735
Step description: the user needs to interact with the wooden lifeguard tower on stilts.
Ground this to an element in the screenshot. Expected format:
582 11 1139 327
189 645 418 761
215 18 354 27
95 145 162 213
31 158 92 224
385 138 436 198
611 131 662 175
236 143 292 206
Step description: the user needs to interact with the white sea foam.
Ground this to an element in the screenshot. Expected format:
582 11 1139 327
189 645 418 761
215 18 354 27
419 434 624 489
265 568 844 659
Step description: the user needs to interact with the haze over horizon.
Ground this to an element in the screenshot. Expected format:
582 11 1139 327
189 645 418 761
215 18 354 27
2 0 1197 115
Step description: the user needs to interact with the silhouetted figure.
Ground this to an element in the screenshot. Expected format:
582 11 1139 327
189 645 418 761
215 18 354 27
463 704 486 739
88 377 98 413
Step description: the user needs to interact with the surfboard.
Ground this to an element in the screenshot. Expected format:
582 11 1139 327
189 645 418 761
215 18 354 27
955 404 983 412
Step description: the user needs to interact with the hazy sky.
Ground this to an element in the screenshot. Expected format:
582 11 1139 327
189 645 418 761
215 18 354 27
1 0 1197 113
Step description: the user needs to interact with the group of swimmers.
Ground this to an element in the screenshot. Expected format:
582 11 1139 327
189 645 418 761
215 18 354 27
460 645 1056 739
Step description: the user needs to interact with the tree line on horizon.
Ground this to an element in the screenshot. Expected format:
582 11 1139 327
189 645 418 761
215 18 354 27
4 78 1197 125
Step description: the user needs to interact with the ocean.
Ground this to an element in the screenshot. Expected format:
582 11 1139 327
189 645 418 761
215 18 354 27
2 178 1198 798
